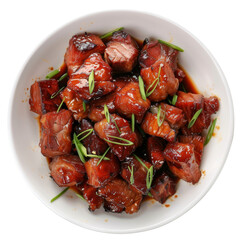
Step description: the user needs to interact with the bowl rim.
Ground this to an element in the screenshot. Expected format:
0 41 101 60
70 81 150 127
9 10 234 234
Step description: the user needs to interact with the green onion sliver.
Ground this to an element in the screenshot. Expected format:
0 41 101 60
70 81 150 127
58 73 68 82
100 27 124 39
104 135 134 146
204 118 217 146
188 109 203 128
158 39 184 52
146 166 154 189
97 147 111 166
138 75 147 101
73 133 86 163
82 101 86 112
88 70 95 94
133 154 148 170
146 65 161 97
56 97 65 113
131 114 135 132
128 166 134 185
50 187 69 203
51 86 65 99
77 129 93 141
157 105 165 127
171 95 178 106
110 115 121 134
46 69 60 79
104 104 110 123
75 193 85 200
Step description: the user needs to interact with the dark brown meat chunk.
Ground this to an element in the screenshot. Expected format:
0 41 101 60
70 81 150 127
94 114 141 160
75 119 108 155
67 53 115 101
115 82 151 123
84 151 120 188
147 137 165 170
139 40 179 71
121 156 153 194
60 87 88 122
103 200 124 213
104 31 139 73
98 178 142 214
140 60 179 102
29 80 62 115
40 110 73 157
163 142 201 184
141 112 176 142
50 155 85 187
64 33 106 75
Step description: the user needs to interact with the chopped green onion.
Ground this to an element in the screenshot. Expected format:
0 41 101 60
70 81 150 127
58 73 68 82
50 187 69 203
73 133 86 163
56 97 65 113
75 193 85 200
88 70 95 94
138 75 147 101
133 154 148 170
51 86 65 99
110 115 121 134
148 192 153 197
146 65 161 97
82 101 86 112
131 114 135 132
87 154 110 160
104 135 134 146
146 166 154 189
46 69 60 79
204 118 217 146
188 109 203 128
158 39 184 52
97 147 111 166
77 129 93 141
128 166 134 185
180 82 187 93
104 104 110 123
171 94 178 106
157 105 165 127
100 27 124 39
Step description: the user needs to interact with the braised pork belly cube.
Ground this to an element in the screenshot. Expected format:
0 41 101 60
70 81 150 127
150 166 178 204
141 112 176 142
104 31 139 73
60 87 88 122
67 53 115 101
84 151 120 188
98 178 142 214
64 33 106 75
140 60 179 102
204 96 220 127
115 82 151 123
163 142 201 184
147 137 165 170
121 156 153 194
104 200 124 213
50 155 85 187
29 80 62 115
94 114 141 160
40 110 73 157
139 40 179 71
75 119 108 155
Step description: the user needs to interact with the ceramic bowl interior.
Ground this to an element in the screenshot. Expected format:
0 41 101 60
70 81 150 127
10 10 234 233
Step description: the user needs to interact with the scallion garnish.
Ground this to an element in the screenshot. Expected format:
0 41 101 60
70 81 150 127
148 192 153 197
157 105 165 127
128 166 134 185
131 114 135 132
75 193 85 200
158 39 184 52
50 187 69 203
56 97 65 113
180 82 187 93
104 135 134 146
97 147 111 166
171 94 178 106
138 75 147 101
73 133 86 163
100 27 124 39
82 101 86 112
204 118 217 146
46 69 60 79
110 115 121 134
104 104 110 123
146 166 154 189
51 86 65 99
58 73 68 82
146 65 161 97
133 154 148 170
77 129 93 141
188 109 202 128
88 70 95 94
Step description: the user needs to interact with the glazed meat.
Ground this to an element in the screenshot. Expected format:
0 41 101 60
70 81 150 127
141 112 176 142
147 137 165 170
60 87 88 122
163 142 201 184
139 40 179 71
121 155 153 194
115 82 151 123
64 33 106 75
50 155 85 187
75 119 108 155
94 114 141 160
40 110 73 157
104 31 139 73
67 53 115 101
140 60 179 102
98 178 142 214
29 80 62 115
150 167 178 204
84 151 120 188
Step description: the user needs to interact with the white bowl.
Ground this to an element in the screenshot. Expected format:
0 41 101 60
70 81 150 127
10 10 234 233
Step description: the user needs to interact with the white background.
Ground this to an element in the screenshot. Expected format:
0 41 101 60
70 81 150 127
1 0 239 239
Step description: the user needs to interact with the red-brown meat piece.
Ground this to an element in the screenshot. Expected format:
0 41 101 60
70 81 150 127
147 137 165 170
139 40 179 71
50 155 85 187
115 82 151 123
163 142 201 184
40 110 73 157
140 60 179 102
104 31 139 73
121 156 153 194
60 87 88 122
64 33 106 75
141 112 176 142
98 178 142 214
84 151 120 188
94 114 141 160
67 53 115 101
29 80 62 115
